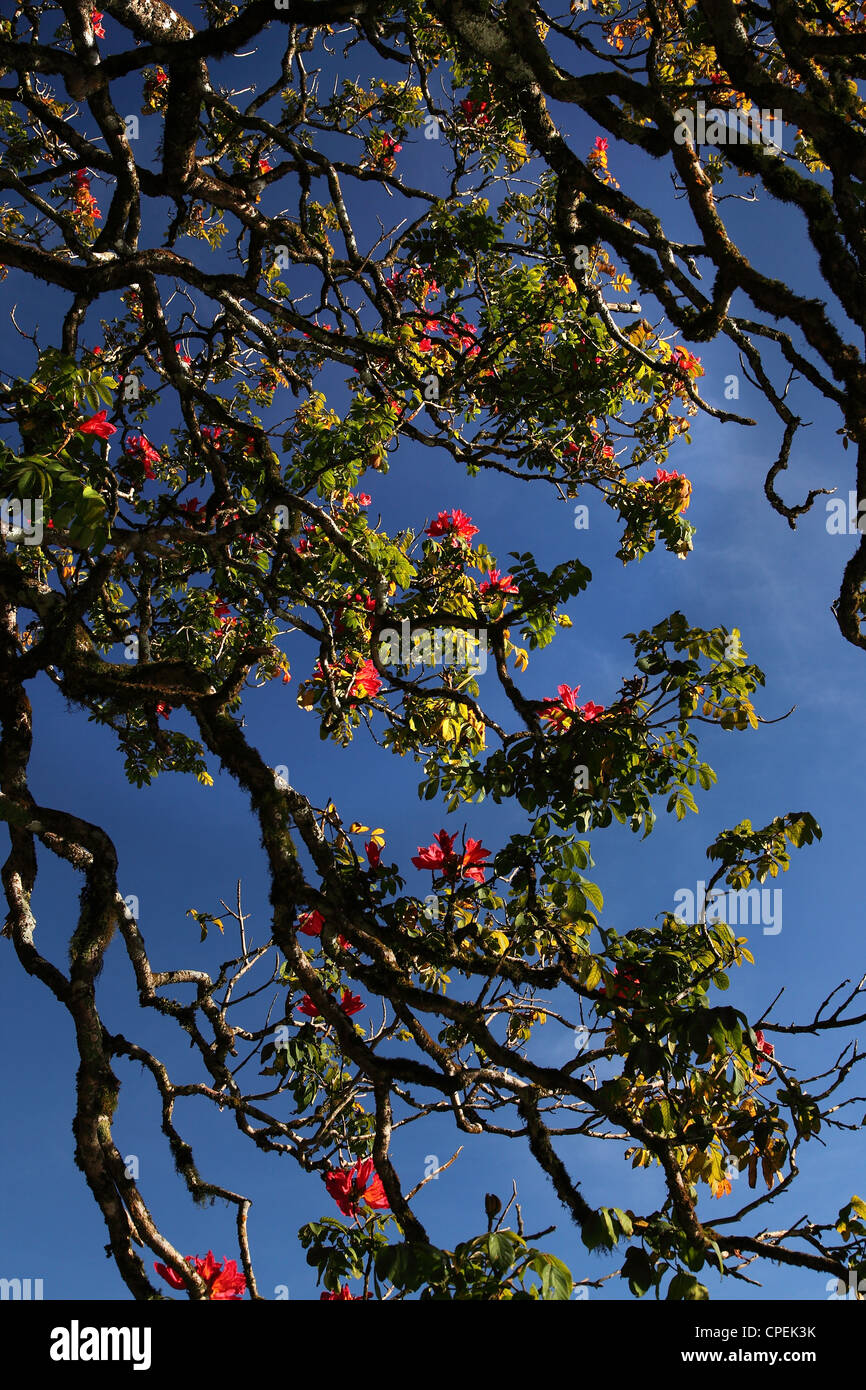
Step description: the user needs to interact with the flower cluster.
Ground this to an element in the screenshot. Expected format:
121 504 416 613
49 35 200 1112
651 467 692 514
377 134 402 169
670 346 703 378
609 964 641 1001
154 1251 246 1299
425 508 479 545
412 829 490 883
125 433 160 479
459 98 491 126
71 169 101 224
540 684 605 730
324 1159 389 1218
478 568 518 599
346 659 382 700
297 989 364 1019
213 599 236 634
443 313 480 357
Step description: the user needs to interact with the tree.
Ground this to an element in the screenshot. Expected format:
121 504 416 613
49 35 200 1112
422 0 866 651
0 0 864 1302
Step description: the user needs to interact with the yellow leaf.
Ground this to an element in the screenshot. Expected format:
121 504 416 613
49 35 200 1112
489 930 509 955
582 959 602 990
349 822 370 833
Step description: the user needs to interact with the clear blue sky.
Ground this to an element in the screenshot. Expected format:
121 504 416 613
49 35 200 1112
1 14 863 1301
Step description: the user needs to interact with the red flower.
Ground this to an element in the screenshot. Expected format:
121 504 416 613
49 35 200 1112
155 69 168 85
459 837 490 884
321 1285 367 1300
346 659 382 700
91 10 105 37
594 136 609 153
78 409 116 439
154 1251 246 1300
610 965 641 1001
412 830 489 883
201 425 222 448
459 98 491 126
425 509 479 544
325 1159 389 1218
179 497 203 521
71 170 101 221
125 434 160 478
298 910 325 937
365 841 382 869
580 701 605 722
357 493 372 507
297 995 322 1017
479 569 518 598
154 1263 186 1290
418 337 432 353
213 599 235 632
380 134 402 158
540 683 581 729
155 702 172 719
340 989 364 1017
443 316 480 357
671 346 702 376
754 1029 775 1069
258 160 271 174
652 467 692 513
412 829 458 873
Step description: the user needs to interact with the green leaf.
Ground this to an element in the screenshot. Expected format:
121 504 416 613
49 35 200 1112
621 1246 655 1298
667 1271 709 1300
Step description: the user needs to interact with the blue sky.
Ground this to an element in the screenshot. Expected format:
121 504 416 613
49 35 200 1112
1 12 863 1302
